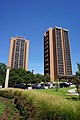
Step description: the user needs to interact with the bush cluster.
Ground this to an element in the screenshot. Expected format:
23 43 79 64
0 89 14 99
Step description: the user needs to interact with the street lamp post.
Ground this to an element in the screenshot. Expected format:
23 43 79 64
32 70 34 74
32 70 34 84
5 67 10 88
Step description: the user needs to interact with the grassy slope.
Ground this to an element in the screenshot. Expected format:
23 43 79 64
0 97 23 120
22 88 80 120
0 102 4 117
0 87 80 120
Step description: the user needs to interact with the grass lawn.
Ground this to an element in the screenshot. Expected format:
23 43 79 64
37 87 79 99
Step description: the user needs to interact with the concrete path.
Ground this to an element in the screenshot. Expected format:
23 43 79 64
68 88 79 95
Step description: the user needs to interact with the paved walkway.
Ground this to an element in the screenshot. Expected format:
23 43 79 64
68 88 79 95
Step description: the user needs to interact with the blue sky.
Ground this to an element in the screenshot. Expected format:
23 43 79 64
0 0 80 74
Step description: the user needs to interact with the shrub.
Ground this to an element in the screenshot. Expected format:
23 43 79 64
0 90 14 99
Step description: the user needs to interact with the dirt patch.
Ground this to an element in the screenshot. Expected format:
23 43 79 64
0 97 23 120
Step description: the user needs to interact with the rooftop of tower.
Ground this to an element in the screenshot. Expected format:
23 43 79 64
10 36 26 40
47 26 69 31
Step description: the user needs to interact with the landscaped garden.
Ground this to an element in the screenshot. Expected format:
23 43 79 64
0 87 80 120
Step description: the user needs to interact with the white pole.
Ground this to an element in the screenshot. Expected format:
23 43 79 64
5 67 10 88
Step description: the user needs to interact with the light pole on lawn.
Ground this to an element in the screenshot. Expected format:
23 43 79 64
32 70 34 84
5 67 10 88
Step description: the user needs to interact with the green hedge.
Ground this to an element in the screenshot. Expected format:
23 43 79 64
0 88 80 120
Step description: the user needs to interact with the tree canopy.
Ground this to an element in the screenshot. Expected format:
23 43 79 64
76 63 80 80
0 63 7 85
9 68 33 86
0 62 50 87
9 68 50 86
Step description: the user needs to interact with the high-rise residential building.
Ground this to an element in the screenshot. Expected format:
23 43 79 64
8 36 29 71
44 26 72 81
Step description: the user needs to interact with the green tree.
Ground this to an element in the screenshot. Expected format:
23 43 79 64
75 63 80 99
9 68 50 86
0 63 7 86
25 71 33 84
75 64 80 89
33 74 44 84
9 68 33 86
9 69 22 86
43 75 50 83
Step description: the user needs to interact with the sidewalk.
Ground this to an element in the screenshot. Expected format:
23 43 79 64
68 88 79 95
